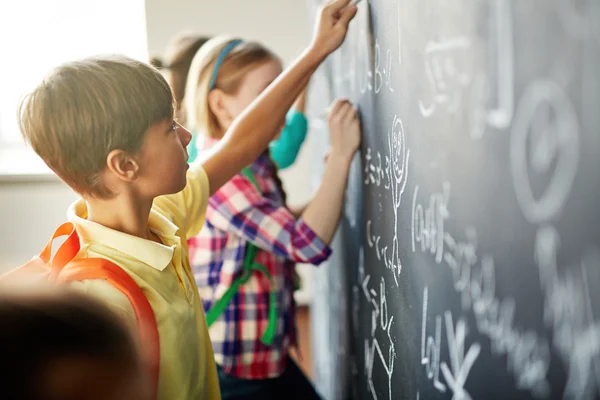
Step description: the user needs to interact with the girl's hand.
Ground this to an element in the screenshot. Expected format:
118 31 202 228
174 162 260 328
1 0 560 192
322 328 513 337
310 0 358 60
328 99 361 163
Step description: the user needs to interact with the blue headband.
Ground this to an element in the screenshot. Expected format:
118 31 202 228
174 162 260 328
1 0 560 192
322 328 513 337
209 39 243 90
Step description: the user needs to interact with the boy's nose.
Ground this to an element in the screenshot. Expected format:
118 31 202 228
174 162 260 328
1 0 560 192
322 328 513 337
177 122 192 147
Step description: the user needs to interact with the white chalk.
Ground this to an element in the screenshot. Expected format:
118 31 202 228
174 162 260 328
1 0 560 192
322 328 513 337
350 0 364 5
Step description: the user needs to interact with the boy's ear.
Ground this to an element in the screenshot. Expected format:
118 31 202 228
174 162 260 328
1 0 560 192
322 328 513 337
106 150 140 182
208 89 233 129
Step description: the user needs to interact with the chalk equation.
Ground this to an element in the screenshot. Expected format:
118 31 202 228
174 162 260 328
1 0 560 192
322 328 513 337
411 183 553 397
535 228 600 399
422 287 482 400
411 182 450 266
359 257 396 400
331 0 400 101
419 36 472 118
374 39 395 94
364 114 410 287
416 0 515 140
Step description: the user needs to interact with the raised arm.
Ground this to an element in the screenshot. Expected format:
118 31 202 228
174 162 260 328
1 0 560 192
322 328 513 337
201 0 358 194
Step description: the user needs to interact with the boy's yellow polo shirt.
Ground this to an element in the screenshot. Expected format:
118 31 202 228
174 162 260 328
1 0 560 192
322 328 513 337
67 163 220 400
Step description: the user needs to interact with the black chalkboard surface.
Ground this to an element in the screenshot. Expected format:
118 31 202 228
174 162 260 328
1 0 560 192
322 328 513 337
308 1 600 399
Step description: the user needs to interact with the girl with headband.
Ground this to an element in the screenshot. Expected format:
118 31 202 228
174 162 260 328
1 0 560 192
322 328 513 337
153 34 310 171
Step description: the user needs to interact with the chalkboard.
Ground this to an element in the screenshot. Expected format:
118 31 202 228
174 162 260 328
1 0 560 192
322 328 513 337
307 1 600 399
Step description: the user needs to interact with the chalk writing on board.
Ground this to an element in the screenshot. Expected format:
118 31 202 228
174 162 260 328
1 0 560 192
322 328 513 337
486 0 514 130
447 238 551 397
364 114 410 287
414 183 552 397
366 220 381 259
421 287 447 393
360 268 396 400
443 228 478 311
468 0 514 139
364 148 385 187
535 227 600 399
440 312 481 400
359 259 375 336
374 40 394 94
419 36 472 118
388 114 410 285
411 183 450 265
421 287 481 398
510 80 580 224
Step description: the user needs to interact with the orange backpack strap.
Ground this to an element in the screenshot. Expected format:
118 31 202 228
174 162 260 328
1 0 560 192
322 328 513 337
1 223 81 283
58 259 160 399
40 222 81 269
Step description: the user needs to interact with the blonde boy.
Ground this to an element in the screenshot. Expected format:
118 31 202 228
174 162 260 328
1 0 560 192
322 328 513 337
16 1 357 399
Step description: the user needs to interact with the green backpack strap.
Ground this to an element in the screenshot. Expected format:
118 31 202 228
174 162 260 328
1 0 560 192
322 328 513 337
240 167 259 190
205 167 277 346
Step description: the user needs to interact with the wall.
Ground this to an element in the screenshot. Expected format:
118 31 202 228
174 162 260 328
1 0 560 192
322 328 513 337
0 0 316 302
145 0 310 69
0 178 77 272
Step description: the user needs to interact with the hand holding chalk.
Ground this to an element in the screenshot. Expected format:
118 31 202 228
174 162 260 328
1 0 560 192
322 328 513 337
328 99 361 163
309 0 359 60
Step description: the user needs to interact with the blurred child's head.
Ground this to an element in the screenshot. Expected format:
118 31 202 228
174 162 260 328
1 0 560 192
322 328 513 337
151 33 211 125
18 55 193 200
0 286 149 400
184 36 283 139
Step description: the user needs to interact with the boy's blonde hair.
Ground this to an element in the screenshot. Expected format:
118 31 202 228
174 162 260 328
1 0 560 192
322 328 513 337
184 36 280 139
18 55 174 198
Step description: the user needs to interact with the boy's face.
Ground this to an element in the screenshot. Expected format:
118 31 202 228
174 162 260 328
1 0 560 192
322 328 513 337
134 119 192 197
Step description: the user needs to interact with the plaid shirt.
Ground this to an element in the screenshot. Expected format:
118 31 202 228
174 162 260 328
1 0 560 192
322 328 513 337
188 152 331 379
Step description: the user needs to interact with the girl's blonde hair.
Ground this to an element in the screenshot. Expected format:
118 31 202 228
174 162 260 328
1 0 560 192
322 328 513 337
184 36 280 139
